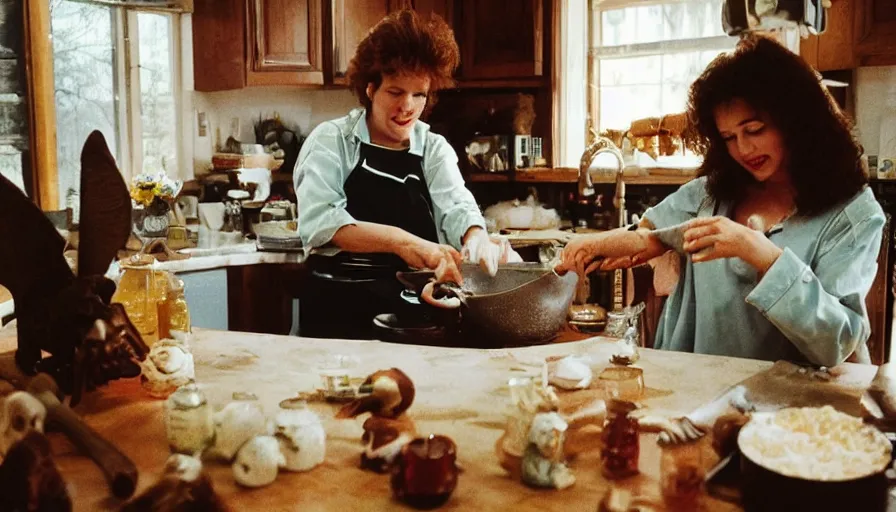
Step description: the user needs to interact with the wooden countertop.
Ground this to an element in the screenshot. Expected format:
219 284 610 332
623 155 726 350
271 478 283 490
0 330 876 511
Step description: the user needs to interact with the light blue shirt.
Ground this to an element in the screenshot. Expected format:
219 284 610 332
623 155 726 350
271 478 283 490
293 108 486 253
643 177 885 367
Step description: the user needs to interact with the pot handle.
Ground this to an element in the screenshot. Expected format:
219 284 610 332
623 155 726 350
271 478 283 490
421 281 463 309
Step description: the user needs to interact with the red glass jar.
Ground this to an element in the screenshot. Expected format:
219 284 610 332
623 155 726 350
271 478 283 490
390 435 459 509
601 400 640 479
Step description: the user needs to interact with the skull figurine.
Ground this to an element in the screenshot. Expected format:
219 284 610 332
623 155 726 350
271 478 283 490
232 435 284 488
0 392 46 458
272 408 325 472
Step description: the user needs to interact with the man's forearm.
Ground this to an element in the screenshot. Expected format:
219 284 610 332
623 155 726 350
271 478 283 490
330 222 416 255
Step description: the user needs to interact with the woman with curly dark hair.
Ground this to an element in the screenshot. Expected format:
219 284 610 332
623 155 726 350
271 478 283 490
558 35 884 367
294 10 519 339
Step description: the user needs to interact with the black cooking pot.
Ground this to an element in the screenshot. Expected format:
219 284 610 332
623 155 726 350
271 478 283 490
737 411 892 512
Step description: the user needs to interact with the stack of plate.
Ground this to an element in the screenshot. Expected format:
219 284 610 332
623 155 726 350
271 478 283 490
256 234 302 252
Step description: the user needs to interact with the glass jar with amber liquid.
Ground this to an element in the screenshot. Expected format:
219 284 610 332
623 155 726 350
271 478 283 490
111 255 169 346
600 399 640 479
158 275 191 339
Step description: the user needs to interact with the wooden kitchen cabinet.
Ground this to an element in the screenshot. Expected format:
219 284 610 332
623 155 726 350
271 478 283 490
192 0 324 91
330 0 455 85
800 0 896 70
800 0 856 71
457 0 544 81
248 0 324 86
854 0 896 67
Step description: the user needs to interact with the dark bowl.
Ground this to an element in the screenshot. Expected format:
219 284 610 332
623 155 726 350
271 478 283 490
739 445 889 512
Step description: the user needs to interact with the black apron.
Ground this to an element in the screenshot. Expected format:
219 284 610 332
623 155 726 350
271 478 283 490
299 142 440 339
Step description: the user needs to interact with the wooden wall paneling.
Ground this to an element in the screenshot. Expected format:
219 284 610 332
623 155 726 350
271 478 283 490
23 0 57 209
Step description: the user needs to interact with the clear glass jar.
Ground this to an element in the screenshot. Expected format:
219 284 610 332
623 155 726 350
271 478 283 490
164 381 214 455
112 256 169 346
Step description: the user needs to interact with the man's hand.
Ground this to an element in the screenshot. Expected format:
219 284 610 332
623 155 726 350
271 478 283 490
396 238 464 284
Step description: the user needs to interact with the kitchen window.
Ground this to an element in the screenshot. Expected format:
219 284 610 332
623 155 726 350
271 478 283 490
589 0 736 132
588 0 737 167
50 0 187 210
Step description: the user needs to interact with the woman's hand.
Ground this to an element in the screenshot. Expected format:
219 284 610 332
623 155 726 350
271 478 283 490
462 228 523 276
397 238 464 284
682 216 782 272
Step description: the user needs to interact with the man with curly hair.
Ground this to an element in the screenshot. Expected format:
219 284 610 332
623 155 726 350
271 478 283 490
294 10 519 339
557 35 884 368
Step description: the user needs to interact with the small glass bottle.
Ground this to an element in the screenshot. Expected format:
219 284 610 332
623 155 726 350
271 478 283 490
164 381 214 455
600 399 640 479
158 275 191 339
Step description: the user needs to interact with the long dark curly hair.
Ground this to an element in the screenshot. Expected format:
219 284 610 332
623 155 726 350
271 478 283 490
348 10 459 113
686 34 866 215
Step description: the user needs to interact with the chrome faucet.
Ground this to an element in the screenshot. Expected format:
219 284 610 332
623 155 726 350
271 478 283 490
578 132 626 228
577 131 627 312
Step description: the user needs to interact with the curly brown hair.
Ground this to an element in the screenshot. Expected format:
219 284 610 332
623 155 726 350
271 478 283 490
686 34 866 215
347 10 460 112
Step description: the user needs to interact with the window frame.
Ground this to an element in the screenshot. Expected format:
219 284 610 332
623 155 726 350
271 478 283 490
26 0 188 209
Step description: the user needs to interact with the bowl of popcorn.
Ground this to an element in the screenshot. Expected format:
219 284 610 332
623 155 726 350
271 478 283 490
737 405 892 512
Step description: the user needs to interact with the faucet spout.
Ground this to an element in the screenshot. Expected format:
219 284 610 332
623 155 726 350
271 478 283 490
578 136 625 199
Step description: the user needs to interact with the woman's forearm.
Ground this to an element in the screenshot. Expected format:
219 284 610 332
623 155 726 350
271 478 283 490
330 222 416 255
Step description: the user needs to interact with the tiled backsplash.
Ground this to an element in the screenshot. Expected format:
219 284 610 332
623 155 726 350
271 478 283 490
192 87 358 176
856 66 896 158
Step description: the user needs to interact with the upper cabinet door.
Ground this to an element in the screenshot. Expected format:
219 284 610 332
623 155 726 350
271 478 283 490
249 0 324 84
330 0 452 84
855 0 896 66
331 0 391 83
459 0 543 80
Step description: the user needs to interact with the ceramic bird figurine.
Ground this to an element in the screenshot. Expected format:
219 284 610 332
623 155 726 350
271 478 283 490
0 131 148 406
336 368 417 472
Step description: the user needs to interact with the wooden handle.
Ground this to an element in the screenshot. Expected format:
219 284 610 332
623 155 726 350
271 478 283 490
30 377 138 500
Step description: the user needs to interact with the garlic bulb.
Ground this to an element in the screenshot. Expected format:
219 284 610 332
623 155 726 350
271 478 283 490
210 401 267 461
273 408 325 472
547 356 592 390
232 436 283 488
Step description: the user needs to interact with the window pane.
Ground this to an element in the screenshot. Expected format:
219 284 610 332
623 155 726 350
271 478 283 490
599 55 662 86
137 13 177 176
51 0 118 206
0 145 25 193
602 0 727 46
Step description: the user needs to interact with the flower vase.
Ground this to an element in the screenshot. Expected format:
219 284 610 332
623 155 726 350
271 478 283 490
137 198 171 238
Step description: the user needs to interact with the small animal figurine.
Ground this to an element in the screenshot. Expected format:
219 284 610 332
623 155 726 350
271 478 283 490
336 368 417 472
121 454 228 512
0 431 71 511
521 412 575 490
